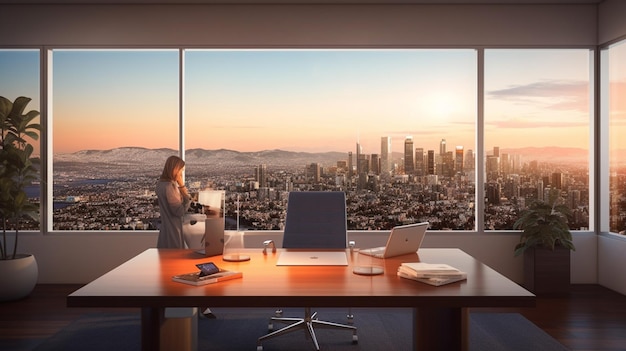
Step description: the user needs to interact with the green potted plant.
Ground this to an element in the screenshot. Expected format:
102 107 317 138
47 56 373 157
0 96 40 301
513 189 575 295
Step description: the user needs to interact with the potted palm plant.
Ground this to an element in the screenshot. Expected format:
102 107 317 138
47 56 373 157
513 189 575 295
0 96 40 301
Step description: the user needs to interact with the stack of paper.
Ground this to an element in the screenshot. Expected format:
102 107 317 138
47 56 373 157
397 262 467 286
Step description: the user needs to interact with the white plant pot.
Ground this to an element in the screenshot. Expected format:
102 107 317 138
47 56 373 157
0 253 38 301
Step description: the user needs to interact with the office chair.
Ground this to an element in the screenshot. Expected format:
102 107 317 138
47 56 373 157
256 191 358 351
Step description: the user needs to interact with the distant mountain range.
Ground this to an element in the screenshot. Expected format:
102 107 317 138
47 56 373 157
54 146 589 168
54 147 348 169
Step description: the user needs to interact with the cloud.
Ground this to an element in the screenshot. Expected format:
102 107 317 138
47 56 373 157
487 79 589 113
487 118 586 129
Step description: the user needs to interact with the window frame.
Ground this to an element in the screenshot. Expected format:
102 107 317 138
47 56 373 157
0 45 600 235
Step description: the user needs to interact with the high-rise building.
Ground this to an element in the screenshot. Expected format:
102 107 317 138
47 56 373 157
486 155 499 181
493 146 500 157
441 151 454 177
415 148 425 176
358 154 370 175
427 150 435 175
465 149 475 170
486 182 501 205
501 153 510 174
371 153 380 175
537 179 545 202
356 141 363 175
381 136 391 175
569 189 581 208
455 146 464 173
347 151 353 178
306 163 321 182
440 138 447 155
552 172 564 189
256 164 267 188
404 136 414 174
511 154 521 173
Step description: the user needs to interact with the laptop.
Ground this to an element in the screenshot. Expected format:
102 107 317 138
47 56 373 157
276 250 348 266
195 217 225 257
359 222 428 258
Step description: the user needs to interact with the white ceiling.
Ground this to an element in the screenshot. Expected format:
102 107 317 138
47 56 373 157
0 0 605 4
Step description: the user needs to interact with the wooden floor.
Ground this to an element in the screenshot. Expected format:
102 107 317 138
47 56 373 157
1 284 625 351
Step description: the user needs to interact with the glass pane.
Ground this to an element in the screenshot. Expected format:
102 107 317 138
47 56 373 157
0 49 41 231
184 49 477 231
608 41 626 234
484 49 591 230
51 50 179 230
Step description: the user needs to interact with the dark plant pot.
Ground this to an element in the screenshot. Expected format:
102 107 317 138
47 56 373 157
523 245 570 296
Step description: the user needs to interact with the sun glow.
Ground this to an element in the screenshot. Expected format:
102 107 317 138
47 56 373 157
431 93 456 117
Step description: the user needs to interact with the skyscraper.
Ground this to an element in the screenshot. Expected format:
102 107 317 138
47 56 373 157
455 146 464 173
404 136 414 174
440 138 447 155
501 153 510 174
486 155 499 181
371 153 380 175
356 141 363 175
381 136 391 175
427 150 435 175
358 154 369 175
415 147 424 176
552 172 564 190
256 164 267 188
465 149 475 170
348 151 353 178
441 151 454 177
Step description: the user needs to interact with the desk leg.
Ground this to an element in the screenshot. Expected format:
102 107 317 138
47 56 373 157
141 307 164 351
413 307 468 351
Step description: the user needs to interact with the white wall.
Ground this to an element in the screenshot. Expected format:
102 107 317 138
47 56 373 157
2 2 618 291
598 234 626 294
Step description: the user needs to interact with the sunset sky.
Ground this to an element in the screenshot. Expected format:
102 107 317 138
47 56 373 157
1 48 598 156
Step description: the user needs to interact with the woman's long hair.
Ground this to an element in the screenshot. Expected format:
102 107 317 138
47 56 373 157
160 155 185 182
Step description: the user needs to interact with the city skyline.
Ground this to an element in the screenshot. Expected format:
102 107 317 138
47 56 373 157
47 140 591 232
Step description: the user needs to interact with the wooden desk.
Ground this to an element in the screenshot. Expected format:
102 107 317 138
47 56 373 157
67 248 535 351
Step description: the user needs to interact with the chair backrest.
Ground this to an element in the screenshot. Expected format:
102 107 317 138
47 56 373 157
282 191 348 249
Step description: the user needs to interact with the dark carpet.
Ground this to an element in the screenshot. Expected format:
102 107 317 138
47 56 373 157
32 308 569 351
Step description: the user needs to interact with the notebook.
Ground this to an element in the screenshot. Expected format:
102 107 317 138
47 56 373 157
276 250 348 266
359 222 428 258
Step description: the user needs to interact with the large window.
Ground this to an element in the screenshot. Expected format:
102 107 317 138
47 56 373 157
0 49 40 230
184 49 477 230
607 40 626 234
484 49 591 230
51 50 179 230
8 47 592 232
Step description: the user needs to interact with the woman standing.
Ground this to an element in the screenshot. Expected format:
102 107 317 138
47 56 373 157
156 155 192 249
156 156 216 318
